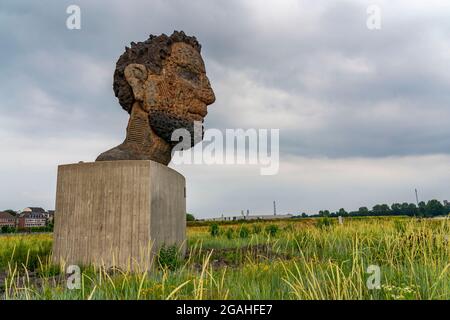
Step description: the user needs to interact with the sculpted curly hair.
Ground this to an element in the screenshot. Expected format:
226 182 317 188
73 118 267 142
113 30 202 113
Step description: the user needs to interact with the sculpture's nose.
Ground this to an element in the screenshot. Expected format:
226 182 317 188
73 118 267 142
199 76 216 105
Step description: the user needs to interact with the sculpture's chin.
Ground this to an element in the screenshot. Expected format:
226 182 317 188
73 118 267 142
149 111 204 148
187 112 205 122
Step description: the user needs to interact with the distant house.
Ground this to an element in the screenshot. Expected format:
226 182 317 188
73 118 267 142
18 208 48 229
0 212 16 228
23 207 54 221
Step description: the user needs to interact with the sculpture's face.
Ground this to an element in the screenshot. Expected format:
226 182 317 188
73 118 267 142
125 42 215 146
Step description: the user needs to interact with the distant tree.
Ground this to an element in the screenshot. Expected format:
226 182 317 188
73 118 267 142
338 208 348 217
372 204 390 216
303 199 446 219
405 203 418 216
418 201 427 217
3 209 17 216
301 213 308 218
186 213 195 222
400 202 409 213
358 207 369 216
400 202 409 216
391 203 402 215
47 221 54 231
1 225 8 233
319 210 330 217
425 199 445 217
381 204 391 214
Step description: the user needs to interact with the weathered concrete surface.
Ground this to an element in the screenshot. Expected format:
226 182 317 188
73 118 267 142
52 160 186 270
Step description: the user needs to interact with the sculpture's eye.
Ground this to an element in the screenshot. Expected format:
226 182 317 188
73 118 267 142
178 67 200 84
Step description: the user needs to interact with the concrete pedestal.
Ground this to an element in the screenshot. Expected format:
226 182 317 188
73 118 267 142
52 160 186 270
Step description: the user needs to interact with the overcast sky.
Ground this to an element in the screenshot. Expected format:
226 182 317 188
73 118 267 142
1 0 450 218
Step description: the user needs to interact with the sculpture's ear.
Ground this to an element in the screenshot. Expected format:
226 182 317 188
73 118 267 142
124 64 148 101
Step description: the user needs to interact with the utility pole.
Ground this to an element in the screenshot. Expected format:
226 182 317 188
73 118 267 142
414 188 420 218
273 201 277 216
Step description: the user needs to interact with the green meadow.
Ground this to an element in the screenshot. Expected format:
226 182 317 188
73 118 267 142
0 217 448 300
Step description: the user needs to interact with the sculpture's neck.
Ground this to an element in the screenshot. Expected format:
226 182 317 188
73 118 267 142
126 103 151 146
125 102 172 165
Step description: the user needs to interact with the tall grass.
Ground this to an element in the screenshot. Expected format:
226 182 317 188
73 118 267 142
0 234 52 270
0 217 448 300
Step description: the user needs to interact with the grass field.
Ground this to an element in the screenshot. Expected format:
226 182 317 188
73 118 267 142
0 217 448 300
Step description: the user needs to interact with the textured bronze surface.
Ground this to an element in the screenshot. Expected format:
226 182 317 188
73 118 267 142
96 31 215 165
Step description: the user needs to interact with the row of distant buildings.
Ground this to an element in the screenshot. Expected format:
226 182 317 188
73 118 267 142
203 209 293 222
0 207 54 229
204 214 294 222
203 202 294 222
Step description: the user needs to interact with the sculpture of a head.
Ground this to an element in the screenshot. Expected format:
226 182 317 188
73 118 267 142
96 31 215 164
114 31 215 143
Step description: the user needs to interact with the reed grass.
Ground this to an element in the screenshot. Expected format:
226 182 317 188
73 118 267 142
0 217 448 300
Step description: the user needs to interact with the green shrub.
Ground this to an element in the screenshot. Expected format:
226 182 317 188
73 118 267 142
29 226 50 233
265 224 279 237
157 245 180 270
210 223 220 237
1 226 17 234
239 226 250 238
225 228 234 240
252 224 262 234
315 217 335 229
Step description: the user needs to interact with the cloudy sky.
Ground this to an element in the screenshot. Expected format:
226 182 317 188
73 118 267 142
1 0 450 218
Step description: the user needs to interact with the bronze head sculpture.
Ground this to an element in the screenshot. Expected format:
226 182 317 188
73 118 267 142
96 31 216 165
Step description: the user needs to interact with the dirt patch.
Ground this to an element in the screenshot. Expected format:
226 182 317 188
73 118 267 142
187 244 294 270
